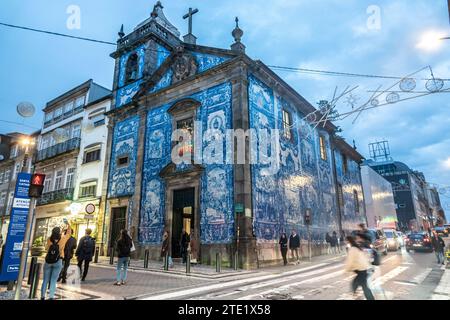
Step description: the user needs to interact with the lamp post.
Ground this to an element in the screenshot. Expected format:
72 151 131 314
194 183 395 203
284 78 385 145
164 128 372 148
14 136 36 300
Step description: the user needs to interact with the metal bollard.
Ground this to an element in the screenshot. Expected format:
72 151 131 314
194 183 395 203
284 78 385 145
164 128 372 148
94 247 99 263
28 257 37 285
186 253 191 274
234 251 238 271
144 249 149 269
29 263 41 299
216 252 222 273
109 247 114 265
164 252 169 271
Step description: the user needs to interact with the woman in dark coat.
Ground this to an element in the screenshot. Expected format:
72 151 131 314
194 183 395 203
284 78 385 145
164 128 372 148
279 233 288 266
115 229 132 286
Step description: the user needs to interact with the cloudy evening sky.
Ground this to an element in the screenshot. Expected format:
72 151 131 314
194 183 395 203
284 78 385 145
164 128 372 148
0 0 449 220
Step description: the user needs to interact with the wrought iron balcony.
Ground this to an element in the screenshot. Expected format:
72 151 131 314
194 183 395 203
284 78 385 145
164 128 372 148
36 188 74 206
35 138 81 162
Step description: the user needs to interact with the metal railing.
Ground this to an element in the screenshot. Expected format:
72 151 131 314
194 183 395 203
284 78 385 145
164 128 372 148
36 188 74 206
35 138 81 162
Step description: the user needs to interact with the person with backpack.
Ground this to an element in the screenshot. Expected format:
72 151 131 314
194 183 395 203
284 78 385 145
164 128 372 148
115 229 133 286
58 231 77 284
344 235 375 300
40 223 73 300
75 228 95 281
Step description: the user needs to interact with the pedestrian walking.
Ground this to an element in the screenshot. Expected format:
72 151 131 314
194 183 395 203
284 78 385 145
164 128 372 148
180 229 190 264
279 232 288 266
289 230 301 264
331 231 339 253
115 229 133 286
161 230 173 268
57 230 77 284
75 228 95 281
325 232 332 254
357 223 372 249
40 222 73 300
431 230 446 265
344 235 375 300
340 232 345 252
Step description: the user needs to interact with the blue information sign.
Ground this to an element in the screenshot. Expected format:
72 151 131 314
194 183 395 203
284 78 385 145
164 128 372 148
0 173 31 281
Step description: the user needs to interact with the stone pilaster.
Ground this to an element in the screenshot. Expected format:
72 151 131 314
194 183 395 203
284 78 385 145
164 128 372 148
231 61 257 270
129 109 147 258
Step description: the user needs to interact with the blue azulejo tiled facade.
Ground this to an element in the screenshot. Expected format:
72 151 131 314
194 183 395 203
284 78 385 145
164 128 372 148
108 116 140 198
139 82 234 245
248 74 340 243
104 2 367 268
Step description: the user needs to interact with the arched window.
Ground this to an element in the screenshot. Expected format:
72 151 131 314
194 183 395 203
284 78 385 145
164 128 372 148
125 53 139 84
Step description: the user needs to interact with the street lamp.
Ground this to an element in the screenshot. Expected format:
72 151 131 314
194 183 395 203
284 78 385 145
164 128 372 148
416 30 448 51
13 135 37 300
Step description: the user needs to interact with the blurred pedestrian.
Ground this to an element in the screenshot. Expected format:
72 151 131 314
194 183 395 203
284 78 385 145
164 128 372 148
339 231 345 252
344 235 375 300
331 231 339 253
41 222 73 300
180 229 190 264
357 223 372 249
58 230 77 284
289 230 301 264
75 228 95 281
325 232 332 254
115 229 132 286
431 231 445 265
161 231 173 268
279 232 288 266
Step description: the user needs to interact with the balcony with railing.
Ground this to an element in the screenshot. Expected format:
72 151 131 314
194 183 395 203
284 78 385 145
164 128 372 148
35 138 81 162
36 188 74 206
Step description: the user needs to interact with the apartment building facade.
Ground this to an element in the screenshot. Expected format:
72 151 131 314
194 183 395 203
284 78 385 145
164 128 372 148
32 80 111 243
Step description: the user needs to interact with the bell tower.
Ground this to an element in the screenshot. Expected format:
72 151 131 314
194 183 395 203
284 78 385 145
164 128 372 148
110 1 182 110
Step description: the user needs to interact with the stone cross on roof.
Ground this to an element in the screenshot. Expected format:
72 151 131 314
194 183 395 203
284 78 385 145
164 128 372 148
182 7 199 45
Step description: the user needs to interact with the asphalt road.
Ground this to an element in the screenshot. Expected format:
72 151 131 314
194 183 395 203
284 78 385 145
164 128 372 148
141 247 449 300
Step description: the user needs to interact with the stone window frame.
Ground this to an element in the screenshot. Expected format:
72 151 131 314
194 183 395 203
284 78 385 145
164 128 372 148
168 99 201 164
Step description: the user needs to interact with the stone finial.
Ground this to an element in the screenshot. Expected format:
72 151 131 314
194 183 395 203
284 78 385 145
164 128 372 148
231 17 246 53
151 1 163 18
118 24 125 38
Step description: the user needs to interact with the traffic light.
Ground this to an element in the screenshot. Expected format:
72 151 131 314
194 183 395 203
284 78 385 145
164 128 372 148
28 173 46 198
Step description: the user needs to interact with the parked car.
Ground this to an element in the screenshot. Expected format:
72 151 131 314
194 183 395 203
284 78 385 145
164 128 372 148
444 224 450 234
405 232 433 253
396 231 405 247
351 228 388 255
434 227 448 238
383 229 402 251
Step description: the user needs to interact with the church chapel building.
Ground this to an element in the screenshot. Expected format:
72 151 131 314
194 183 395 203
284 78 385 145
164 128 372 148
100 2 367 268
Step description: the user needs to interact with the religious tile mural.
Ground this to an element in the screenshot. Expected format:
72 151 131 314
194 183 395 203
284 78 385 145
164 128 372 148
108 116 140 198
192 52 230 74
334 149 365 232
139 82 234 245
139 105 172 244
249 74 339 243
